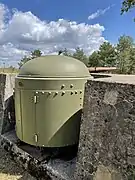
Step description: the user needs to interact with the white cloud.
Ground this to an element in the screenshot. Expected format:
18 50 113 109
88 5 115 20
0 3 106 67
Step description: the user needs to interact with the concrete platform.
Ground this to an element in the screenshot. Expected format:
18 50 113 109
0 130 76 180
91 73 135 85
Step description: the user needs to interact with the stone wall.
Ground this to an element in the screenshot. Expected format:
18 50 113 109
0 74 6 133
0 74 16 134
75 79 135 180
1 73 135 179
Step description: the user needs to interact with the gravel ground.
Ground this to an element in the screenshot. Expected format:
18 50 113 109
0 146 36 180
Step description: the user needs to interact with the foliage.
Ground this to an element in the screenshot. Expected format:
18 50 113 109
116 47 135 74
98 42 117 67
88 42 117 67
18 49 42 68
121 0 135 21
116 35 135 74
62 48 72 57
59 35 135 74
31 49 42 58
58 50 63 55
88 51 101 67
0 67 19 73
18 56 31 69
88 35 135 74
72 47 89 66
127 48 135 73
17 35 135 74
121 0 135 14
117 35 134 52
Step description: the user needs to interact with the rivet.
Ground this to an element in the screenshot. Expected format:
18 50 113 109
42 91 45 94
75 91 77 94
48 92 51 95
61 84 65 89
80 97 82 100
70 84 73 88
36 92 38 94
80 91 82 94
42 145 45 147
71 92 73 95
18 82 23 87
55 92 58 95
62 91 65 95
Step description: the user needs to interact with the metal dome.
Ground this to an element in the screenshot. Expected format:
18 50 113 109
18 55 90 78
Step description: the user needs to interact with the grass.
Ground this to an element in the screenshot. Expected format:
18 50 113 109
0 67 19 74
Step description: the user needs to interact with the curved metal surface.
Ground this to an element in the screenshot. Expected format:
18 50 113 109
18 55 90 78
15 78 85 147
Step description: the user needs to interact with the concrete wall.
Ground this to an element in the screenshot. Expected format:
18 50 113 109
0 74 6 133
1 73 135 179
75 78 135 180
0 74 16 134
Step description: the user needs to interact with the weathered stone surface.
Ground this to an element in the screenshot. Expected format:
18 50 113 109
0 130 76 180
94 165 123 180
0 74 6 134
0 74 16 134
75 80 135 180
2 73 135 179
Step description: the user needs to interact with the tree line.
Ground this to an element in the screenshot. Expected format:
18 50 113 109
62 35 135 74
18 1 135 74
121 0 135 18
19 35 135 74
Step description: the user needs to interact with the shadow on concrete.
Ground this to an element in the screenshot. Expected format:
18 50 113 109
90 73 112 79
1 95 16 135
0 95 36 179
0 95 81 180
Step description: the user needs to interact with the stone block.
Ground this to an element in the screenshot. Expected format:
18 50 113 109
75 80 135 179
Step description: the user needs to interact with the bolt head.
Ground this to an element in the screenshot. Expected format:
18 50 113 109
80 91 82 94
61 84 65 89
70 84 73 88
62 91 65 95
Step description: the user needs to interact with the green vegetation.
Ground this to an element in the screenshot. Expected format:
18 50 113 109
0 66 19 74
62 35 135 74
16 35 135 74
121 0 135 14
2 1 135 74
18 49 42 69
121 0 135 21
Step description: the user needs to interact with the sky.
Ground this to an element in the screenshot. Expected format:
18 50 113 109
0 0 135 67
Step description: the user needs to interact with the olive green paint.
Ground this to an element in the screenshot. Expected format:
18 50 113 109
18 55 90 78
15 55 91 147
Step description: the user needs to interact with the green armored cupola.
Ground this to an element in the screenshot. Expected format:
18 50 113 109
15 55 91 147
18 55 90 78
